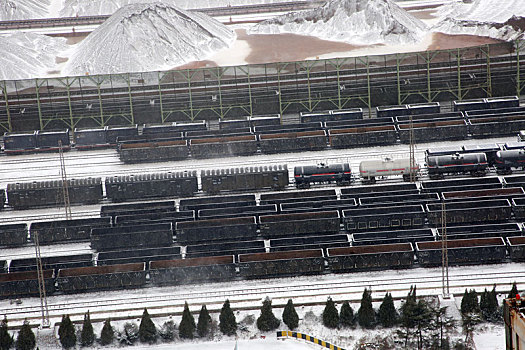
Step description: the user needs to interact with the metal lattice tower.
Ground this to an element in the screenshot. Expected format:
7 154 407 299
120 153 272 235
34 230 50 327
59 140 72 220
409 114 416 182
441 200 450 297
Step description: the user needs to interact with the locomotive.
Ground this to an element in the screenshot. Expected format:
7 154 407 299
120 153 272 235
359 158 419 183
426 153 488 179
294 163 352 188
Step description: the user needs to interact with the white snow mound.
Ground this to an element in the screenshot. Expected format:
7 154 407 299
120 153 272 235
60 0 292 17
62 2 236 76
433 0 525 41
248 0 428 46
0 0 49 20
0 32 68 80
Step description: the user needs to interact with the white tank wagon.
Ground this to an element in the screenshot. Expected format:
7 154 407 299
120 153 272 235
359 158 419 183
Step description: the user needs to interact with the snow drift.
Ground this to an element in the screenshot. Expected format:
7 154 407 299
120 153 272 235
0 0 49 20
62 3 236 76
0 32 68 80
248 0 428 45
434 0 525 41
60 0 293 17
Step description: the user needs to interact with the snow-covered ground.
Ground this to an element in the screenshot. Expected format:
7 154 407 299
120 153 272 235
62 3 236 76
433 0 525 41
249 0 428 45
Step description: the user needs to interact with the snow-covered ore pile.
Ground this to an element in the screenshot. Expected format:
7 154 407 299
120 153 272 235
434 0 525 41
63 3 236 76
0 0 49 20
248 0 428 46
0 32 68 80
60 0 291 17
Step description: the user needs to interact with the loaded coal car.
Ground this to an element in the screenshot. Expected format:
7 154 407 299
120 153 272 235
359 158 419 183
97 246 181 265
426 199 512 225
118 140 189 163
149 256 236 285
175 216 257 244
259 210 340 239
294 163 352 189
426 152 488 179
106 125 138 145
186 240 266 258
105 171 197 202
7 177 103 209
3 132 37 154
201 165 288 194
57 263 146 293
342 204 425 232
494 150 525 174
30 217 111 244
416 237 506 267
101 200 176 220
9 254 93 272
327 243 414 272
36 130 70 152
258 131 327 154
507 236 525 262
238 249 324 279
74 127 109 150
0 270 55 298
0 223 28 247
90 223 173 251
189 135 258 158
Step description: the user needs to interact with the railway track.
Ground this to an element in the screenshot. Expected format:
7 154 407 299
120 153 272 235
1 264 522 327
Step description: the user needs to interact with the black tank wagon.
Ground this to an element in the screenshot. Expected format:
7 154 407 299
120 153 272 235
294 163 351 189
426 153 488 179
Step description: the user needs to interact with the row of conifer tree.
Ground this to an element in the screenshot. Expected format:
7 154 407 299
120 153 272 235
0 282 518 349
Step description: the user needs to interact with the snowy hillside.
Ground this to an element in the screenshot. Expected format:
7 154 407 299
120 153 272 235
60 0 294 17
248 0 428 45
0 0 49 20
0 32 68 80
62 3 236 76
434 0 525 41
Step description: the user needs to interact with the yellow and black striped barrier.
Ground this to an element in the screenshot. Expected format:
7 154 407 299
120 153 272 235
276 330 345 350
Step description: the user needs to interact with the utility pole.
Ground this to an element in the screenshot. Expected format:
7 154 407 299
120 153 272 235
441 200 450 297
59 140 72 220
34 229 50 327
409 113 416 182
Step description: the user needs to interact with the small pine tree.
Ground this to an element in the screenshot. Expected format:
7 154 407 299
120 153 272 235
219 300 237 336
0 315 14 350
0 316 14 350
179 302 196 339
139 308 157 343
80 311 94 347
339 301 355 328
58 315 76 349
100 319 114 346
282 299 299 330
257 297 280 332
357 288 375 329
508 282 519 299
378 292 398 328
460 289 471 315
197 305 212 338
322 297 339 329
159 320 176 341
470 289 480 314
483 286 500 322
15 321 35 350
480 289 488 317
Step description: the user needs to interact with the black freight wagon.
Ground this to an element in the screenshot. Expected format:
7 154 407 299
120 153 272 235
0 270 55 298
74 127 109 150
197 204 277 220
100 200 176 219
189 135 258 158
397 120 468 143
326 243 414 272
30 217 111 244
416 237 506 266
0 223 28 247
201 165 288 194
436 222 521 240
507 236 525 262
279 198 357 214
90 223 173 251
352 228 434 245
106 125 139 145
35 130 70 151
468 114 525 137
175 216 257 244
9 254 93 272
105 171 197 202
259 211 340 238
342 205 425 231
3 132 37 154
57 263 147 293
115 210 194 226
260 189 337 205
328 125 397 148
442 187 525 201
426 199 512 225
238 249 324 278
97 247 181 265
269 234 349 252
512 198 525 219
254 122 323 134
149 255 236 285
186 240 266 258
179 194 255 211
259 131 327 153
118 140 189 163
7 178 103 209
